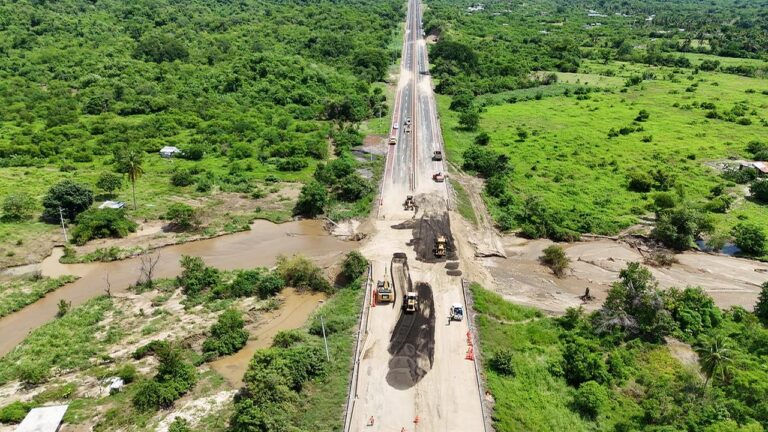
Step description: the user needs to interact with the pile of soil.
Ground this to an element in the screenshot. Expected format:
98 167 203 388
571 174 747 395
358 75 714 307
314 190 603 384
391 193 457 262
386 282 436 390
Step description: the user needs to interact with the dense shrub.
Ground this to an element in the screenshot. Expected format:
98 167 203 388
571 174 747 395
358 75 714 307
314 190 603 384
170 169 194 187
335 174 371 202
731 223 767 256
594 263 675 342
203 309 249 357
561 336 610 386
628 171 654 192
751 180 768 203
489 349 515 375
276 255 331 292
755 282 768 326
70 209 138 245
96 172 122 195
294 181 328 217
177 255 221 296
722 167 757 184
222 269 284 299
2 192 35 221
652 207 712 250
165 203 200 231
42 180 94 222
462 146 512 178
341 251 368 281
665 287 722 338
132 343 197 411
573 381 609 419
540 245 570 278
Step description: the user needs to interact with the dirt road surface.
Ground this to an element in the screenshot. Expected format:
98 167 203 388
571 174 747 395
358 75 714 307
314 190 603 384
349 0 485 429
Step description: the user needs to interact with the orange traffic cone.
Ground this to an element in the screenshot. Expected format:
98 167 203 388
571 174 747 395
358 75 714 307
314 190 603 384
465 346 475 361
368 416 374 426
467 331 473 346
414 415 420 424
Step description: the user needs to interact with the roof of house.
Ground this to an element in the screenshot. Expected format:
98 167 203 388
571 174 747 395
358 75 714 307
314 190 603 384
160 146 181 153
753 161 768 173
98 200 125 209
17 405 69 432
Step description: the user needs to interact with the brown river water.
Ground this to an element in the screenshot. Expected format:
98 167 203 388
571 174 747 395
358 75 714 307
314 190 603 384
0 220 354 358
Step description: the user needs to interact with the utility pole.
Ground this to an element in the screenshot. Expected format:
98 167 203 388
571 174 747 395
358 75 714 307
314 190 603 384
320 314 330 361
58 207 68 243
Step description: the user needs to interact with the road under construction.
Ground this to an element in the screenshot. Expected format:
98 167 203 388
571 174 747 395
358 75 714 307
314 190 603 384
347 0 487 429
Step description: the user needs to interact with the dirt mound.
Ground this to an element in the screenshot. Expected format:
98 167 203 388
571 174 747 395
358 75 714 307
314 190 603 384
446 270 462 277
392 193 457 262
445 262 459 270
386 282 436 390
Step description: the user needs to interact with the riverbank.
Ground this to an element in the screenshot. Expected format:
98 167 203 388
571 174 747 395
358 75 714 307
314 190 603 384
0 248 364 430
0 219 354 358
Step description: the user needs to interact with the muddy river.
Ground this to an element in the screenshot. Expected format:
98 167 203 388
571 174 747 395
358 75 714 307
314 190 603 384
0 220 354 357
210 288 327 386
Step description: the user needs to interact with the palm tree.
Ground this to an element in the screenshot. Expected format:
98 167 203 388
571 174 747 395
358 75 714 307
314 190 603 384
120 150 144 210
695 334 734 387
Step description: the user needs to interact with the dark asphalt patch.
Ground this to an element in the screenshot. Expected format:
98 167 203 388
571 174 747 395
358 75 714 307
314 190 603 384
386 282 436 390
446 270 462 277
392 212 457 263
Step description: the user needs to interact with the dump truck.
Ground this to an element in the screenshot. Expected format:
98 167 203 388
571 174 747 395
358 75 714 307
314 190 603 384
388 137 397 145
403 195 415 210
376 280 393 303
432 151 443 161
404 291 419 313
432 172 445 182
434 235 446 258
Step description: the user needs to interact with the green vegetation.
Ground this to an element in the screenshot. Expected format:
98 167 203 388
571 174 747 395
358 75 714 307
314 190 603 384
429 0 768 250
0 274 77 318
0 296 113 385
449 178 478 225
0 0 401 266
276 254 332 293
230 282 363 431
70 208 138 245
341 250 368 282
202 309 249 358
472 262 768 431
539 245 570 278
132 342 198 411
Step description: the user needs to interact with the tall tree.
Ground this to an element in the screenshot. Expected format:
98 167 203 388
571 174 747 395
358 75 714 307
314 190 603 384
695 334 734 387
755 282 768 326
118 150 144 210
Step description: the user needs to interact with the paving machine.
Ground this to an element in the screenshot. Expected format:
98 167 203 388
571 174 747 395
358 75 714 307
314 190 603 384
434 235 447 258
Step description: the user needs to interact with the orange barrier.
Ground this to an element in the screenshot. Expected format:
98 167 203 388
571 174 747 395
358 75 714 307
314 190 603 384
465 346 475 361
367 416 374 426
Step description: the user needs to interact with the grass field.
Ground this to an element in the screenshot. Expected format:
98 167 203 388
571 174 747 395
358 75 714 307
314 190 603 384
0 275 77 319
440 58 768 236
471 284 704 432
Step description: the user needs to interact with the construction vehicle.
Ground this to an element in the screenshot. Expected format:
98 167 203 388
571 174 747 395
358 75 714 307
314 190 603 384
376 280 394 303
432 150 443 161
449 304 464 322
434 235 446 258
432 172 445 182
403 195 415 210
404 291 419 313
388 137 397 145
404 117 412 126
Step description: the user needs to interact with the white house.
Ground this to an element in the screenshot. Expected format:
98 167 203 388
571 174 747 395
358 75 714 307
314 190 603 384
17 405 69 432
159 146 182 158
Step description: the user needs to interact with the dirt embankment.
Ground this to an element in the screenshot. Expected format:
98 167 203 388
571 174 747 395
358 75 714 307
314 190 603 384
387 282 436 390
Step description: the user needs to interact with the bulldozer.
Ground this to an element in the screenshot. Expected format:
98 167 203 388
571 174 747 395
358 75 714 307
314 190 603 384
404 291 419 313
403 195 415 210
434 235 447 258
376 280 393 303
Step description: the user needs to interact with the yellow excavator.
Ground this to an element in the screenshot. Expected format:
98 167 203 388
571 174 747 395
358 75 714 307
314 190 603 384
376 279 393 303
